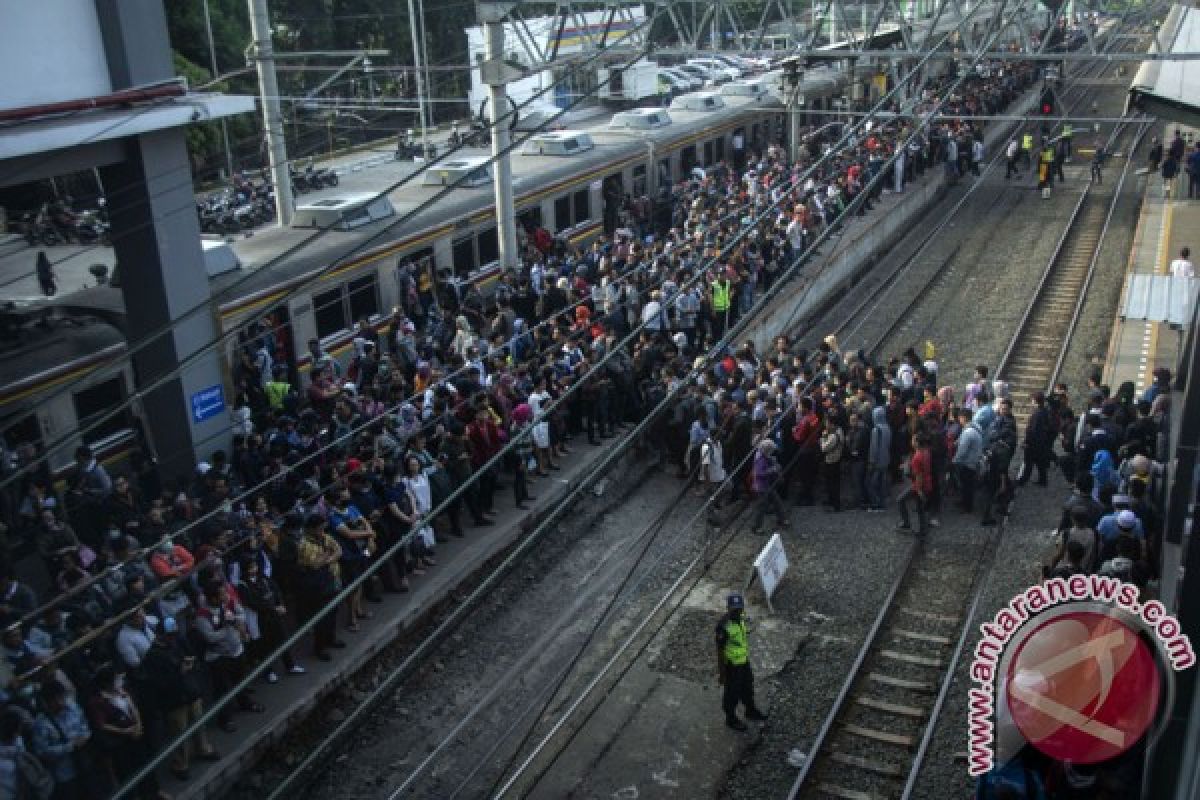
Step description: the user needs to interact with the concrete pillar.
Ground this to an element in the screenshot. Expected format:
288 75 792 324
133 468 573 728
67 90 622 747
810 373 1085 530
479 2 519 271
95 0 228 478
100 131 229 480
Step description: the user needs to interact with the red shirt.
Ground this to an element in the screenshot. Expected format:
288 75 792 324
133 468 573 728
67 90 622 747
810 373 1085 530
910 448 934 496
792 412 821 451
467 419 501 467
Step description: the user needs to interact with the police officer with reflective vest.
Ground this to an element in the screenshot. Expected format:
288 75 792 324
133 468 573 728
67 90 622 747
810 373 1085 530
710 274 732 340
1039 139 1056 194
715 592 767 731
1020 132 1034 169
1061 122 1073 161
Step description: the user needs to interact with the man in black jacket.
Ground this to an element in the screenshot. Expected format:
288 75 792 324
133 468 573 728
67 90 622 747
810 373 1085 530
141 617 219 780
1017 391 1055 487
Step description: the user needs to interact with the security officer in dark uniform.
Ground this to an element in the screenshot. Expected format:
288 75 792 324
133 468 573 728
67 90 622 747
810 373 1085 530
715 592 767 731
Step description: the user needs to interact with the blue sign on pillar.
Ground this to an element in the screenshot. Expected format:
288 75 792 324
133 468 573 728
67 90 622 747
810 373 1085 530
190 384 226 423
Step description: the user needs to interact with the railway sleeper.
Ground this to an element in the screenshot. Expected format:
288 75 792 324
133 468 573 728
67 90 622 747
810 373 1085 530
815 781 887 800
879 649 946 668
828 749 907 778
855 695 928 719
868 672 937 693
840 722 917 748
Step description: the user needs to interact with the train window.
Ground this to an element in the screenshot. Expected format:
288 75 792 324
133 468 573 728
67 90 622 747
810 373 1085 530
314 288 347 339
452 236 475 278
403 246 435 272
572 189 590 225
517 207 542 233
3 413 42 451
681 145 697 176
347 274 380 322
633 165 647 196
477 227 499 266
73 377 132 444
554 196 572 231
703 140 714 166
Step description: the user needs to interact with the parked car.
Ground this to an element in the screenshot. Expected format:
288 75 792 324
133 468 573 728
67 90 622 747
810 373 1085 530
686 58 742 81
661 67 705 91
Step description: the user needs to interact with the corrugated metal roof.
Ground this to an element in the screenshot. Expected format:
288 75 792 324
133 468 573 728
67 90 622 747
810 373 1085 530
1128 4 1200 127
1121 274 1197 327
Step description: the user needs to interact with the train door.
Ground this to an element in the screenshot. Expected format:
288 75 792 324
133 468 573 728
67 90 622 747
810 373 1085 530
732 127 746 170
681 145 698 178
602 173 623 235
241 305 297 384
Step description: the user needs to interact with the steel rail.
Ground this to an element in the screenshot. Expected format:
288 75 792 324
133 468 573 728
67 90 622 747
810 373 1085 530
783 538 922 798
1048 120 1150 390
899 521 1008 798
790 39 1138 800
994 116 1132 378
995 183 1095 376
828 56 1110 355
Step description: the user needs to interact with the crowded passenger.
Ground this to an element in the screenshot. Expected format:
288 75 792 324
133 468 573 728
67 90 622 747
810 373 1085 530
0 59 1115 796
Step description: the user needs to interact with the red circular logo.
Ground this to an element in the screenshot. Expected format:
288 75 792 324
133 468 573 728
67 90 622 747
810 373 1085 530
1006 611 1161 764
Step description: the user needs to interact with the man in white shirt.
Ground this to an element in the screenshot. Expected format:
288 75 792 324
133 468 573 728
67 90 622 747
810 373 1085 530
1170 246 1194 279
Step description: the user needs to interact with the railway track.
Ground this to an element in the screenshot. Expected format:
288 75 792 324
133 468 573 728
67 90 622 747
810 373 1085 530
996 117 1148 429
784 528 1002 800
797 56 1117 357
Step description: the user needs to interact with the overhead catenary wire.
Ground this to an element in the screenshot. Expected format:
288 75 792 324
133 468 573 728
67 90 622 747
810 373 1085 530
6 23 735 633
489 7 1144 798
37 6 1080 796
0 10 662 488
107 11 978 791
6 0 1081 634
271 10 1040 795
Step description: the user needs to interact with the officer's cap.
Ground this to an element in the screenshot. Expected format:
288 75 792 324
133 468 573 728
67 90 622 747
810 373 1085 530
727 593 745 610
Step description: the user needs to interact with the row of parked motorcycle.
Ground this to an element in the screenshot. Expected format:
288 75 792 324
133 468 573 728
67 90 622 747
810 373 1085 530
393 120 489 161
196 160 339 235
17 159 343 246
21 201 110 247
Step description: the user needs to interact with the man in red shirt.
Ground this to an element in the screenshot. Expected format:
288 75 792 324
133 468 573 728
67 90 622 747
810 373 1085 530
791 397 822 505
466 403 501 513
897 432 932 534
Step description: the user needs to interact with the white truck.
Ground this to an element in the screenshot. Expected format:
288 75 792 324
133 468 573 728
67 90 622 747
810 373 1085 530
598 60 670 102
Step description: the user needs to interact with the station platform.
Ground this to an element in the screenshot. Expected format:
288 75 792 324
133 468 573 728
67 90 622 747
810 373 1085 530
1103 177 1200 396
1102 145 1199 612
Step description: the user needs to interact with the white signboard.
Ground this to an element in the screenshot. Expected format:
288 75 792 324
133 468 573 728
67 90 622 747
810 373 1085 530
753 533 789 611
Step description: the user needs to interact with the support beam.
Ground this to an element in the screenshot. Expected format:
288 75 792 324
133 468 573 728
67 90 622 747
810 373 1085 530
479 1 520 272
247 0 295 226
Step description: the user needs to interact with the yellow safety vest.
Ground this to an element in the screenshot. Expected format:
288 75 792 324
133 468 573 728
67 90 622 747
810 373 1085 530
1041 146 1055 164
722 618 748 666
712 280 731 312
1022 133 1034 151
1062 124 1073 139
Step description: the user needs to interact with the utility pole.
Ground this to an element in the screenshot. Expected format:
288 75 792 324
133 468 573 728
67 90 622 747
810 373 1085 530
247 0 295 226
478 1 523 271
407 0 431 155
202 0 236 180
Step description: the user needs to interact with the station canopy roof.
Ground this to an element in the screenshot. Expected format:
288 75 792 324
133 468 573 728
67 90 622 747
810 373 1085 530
1128 3 1200 128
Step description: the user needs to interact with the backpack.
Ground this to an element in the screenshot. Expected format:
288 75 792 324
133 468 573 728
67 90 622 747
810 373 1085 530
982 437 1013 478
15 749 55 800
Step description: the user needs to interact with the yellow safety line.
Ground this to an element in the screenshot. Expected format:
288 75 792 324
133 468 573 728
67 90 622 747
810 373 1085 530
1145 201 1174 388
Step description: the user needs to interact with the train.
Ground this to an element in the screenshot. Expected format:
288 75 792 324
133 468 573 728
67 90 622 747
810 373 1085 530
1 0 1015 477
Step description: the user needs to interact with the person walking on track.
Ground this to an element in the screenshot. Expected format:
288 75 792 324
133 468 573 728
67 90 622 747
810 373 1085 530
715 592 768 731
1091 143 1106 184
